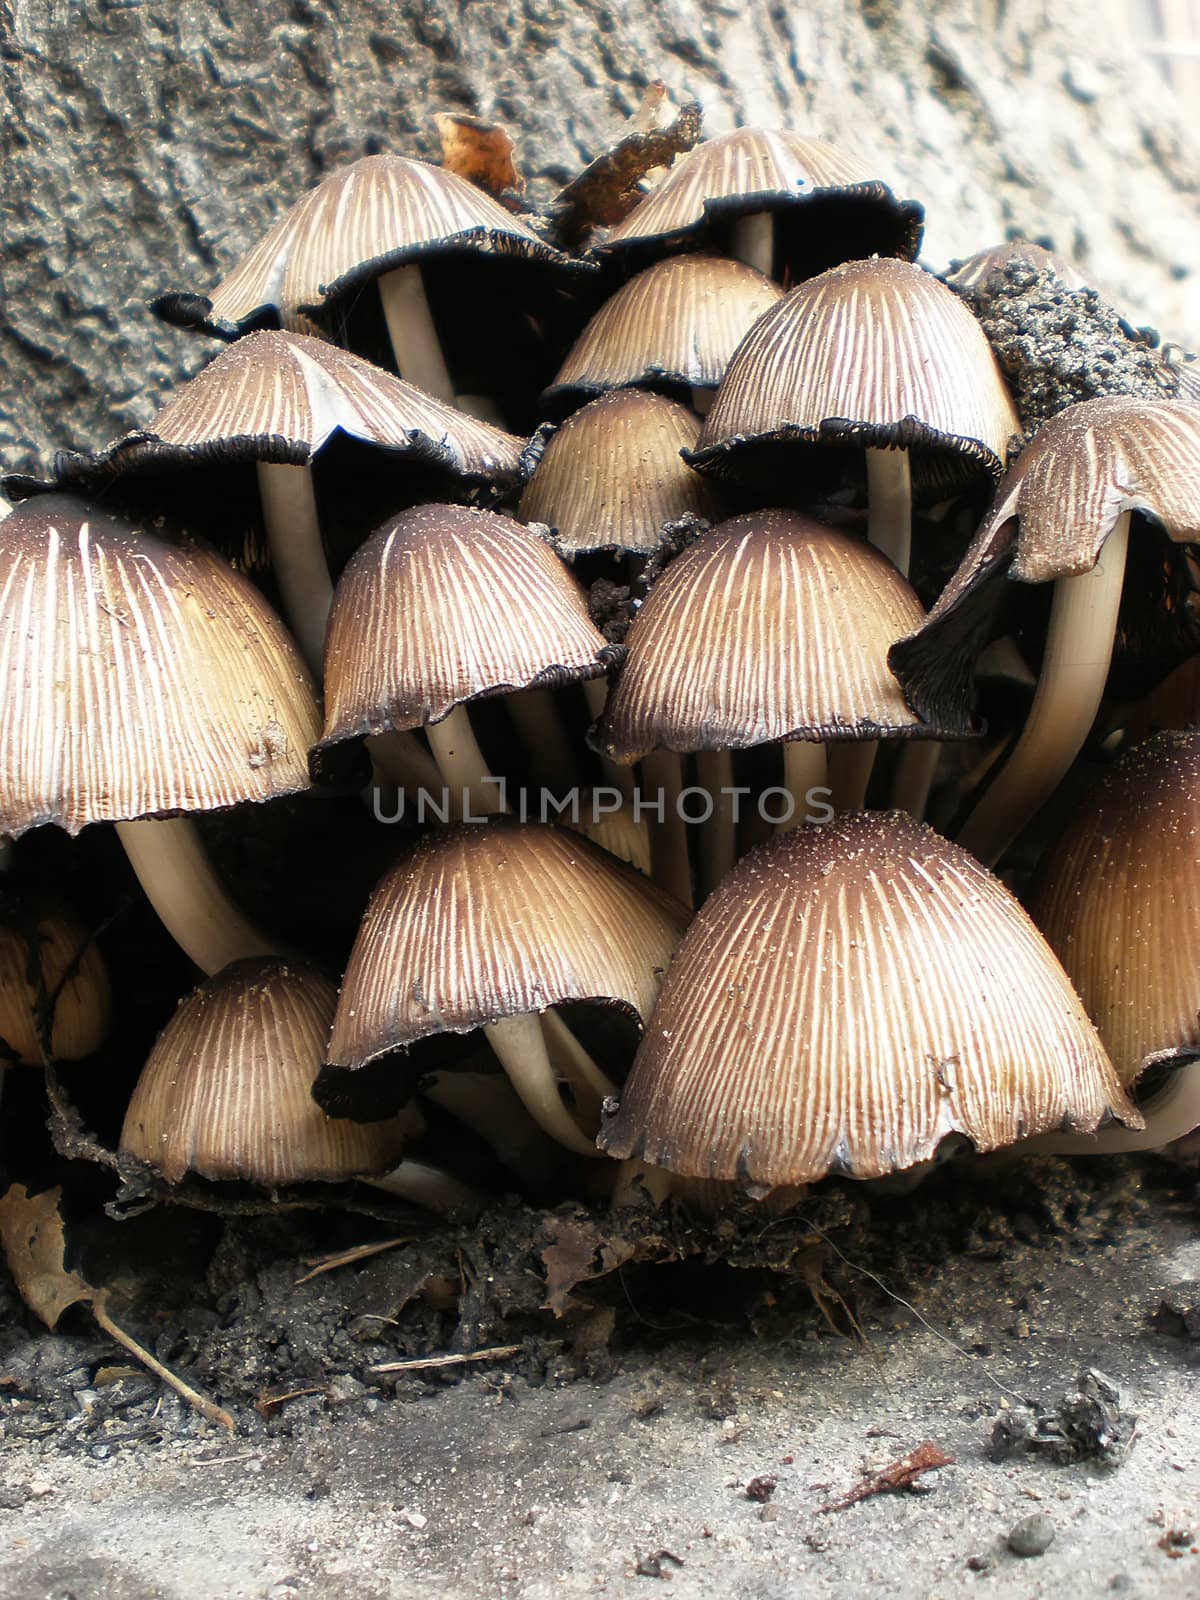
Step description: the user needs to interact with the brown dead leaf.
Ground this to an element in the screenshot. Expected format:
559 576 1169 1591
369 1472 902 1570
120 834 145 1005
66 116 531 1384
0 1184 92 1328
541 1216 640 1316
549 100 703 249
818 1441 955 1514
435 112 523 197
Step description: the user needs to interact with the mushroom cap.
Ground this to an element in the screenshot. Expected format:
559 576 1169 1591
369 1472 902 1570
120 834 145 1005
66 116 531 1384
690 258 1018 499
596 509 940 763
890 396 1200 733
1028 731 1200 1085
946 240 1086 294
48 331 525 482
602 129 923 271
0 496 320 837
542 254 783 409
120 959 410 1185
325 821 689 1071
600 809 1138 1188
518 390 721 557
316 503 621 753
154 153 573 337
0 905 111 1066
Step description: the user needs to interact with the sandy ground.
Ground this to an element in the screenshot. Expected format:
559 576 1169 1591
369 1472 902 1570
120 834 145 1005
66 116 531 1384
1 1160 1199 1599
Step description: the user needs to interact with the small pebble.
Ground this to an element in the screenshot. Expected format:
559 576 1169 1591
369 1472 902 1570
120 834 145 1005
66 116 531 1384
1008 1512 1055 1557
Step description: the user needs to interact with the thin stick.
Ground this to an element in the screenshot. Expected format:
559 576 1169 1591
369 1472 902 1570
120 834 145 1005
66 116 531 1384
370 1344 522 1375
255 461 333 677
378 263 456 402
91 1290 235 1434
865 448 913 577
957 511 1131 868
295 1237 414 1285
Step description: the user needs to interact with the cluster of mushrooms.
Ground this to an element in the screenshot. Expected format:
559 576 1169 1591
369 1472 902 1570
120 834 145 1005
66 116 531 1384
2 120 1198 1224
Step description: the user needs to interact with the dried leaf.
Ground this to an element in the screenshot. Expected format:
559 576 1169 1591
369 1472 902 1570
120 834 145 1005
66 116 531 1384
435 112 523 197
0 1184 92 1328
541 1216 640 1316
818 1441 955 1513
549 101 703 249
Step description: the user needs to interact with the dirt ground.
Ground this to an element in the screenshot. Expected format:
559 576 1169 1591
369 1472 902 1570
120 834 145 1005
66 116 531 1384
1 1156 1198 1599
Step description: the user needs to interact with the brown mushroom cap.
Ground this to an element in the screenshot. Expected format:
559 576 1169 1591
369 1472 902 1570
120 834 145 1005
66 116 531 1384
0 495 319 837
890 396 1200 733
323 821 689 1071
1028 732 1200 1085
946 240 1086 294
154 153 573 338
596 509 940 762
316 503 621 755
48 331 525 485
689 258 1019 500
542 254 783 411
518 390 722 558
600 809 1137 1188
0 905 111 1066
120 959 410 1185
601 129 923 273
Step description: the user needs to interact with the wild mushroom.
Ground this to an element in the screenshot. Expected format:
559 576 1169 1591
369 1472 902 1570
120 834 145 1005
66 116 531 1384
599 810 1138 1192
689 257 1019 577
317 821 688 1156
890 396 1200 866
945 239 1086 295
0 902 110 1068
0 495 320 974
600 128 922 281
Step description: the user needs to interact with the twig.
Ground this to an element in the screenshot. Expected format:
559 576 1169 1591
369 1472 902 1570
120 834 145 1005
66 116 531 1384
91 1290 235 1434
295 1236 415 1284
370 1344 523 1375
818 1441 955 1514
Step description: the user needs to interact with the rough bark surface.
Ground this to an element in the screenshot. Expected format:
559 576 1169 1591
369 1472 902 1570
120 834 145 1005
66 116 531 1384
1 0 1198 477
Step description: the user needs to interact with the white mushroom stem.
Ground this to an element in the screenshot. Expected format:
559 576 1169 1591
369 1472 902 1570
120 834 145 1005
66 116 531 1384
1024 1061 1200 1154
583 679 634 799
891 741 942 820
506 687 579 791
378 263 457 404
483 1013 604 1157
828 742 877 812
255 461 333 677
115 817 282 976
957 510 1132 869
425 706 503 821
367 1159 482 1213
368 729 445 794
696 749 738 894
865 448 913 577
424 1070 559 1183
540 1007 618 1123
780 741 829 833
641 749 693 906
731 212 775 278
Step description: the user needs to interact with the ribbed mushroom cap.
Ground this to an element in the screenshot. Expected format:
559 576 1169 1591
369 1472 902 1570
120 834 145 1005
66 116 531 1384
1028 732 1200 1085
325 822 689 1071
518 391 721 557
946 240 1086 294
596 510 937 763
690 258 1019 500
52 332 524 483
890 397 1200 733
542 255 783 409
154 154 571 337
600 810 1137 1188
0 496 320 837
317 503 621 752
602 129 923 271
0 906 111 1066
120 959 410 1185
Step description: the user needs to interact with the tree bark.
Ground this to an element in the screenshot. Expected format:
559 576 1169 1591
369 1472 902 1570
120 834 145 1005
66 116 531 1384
1 0 1197 477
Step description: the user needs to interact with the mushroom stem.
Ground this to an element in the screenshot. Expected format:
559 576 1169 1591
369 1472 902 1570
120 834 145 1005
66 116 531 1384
865 448 913 578
367 729 445 794
254 461 334 677
731 212 775 278
584 679 634 799
641 749 693 906
696 749 738 893
612 1157 675 1209
378 263 457 404
423 1070 559 1184
367 1159 483 1214
690 386 715 418
780 740 828 832
506 688 579 792
115 817 282 975
483 1012 604 1157
957 510 1131 868
828 742 877 812
891 741 941 820
424 706 503 821
1022 1060 1195 1154
540 1007 618 1124
455 393 509 428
